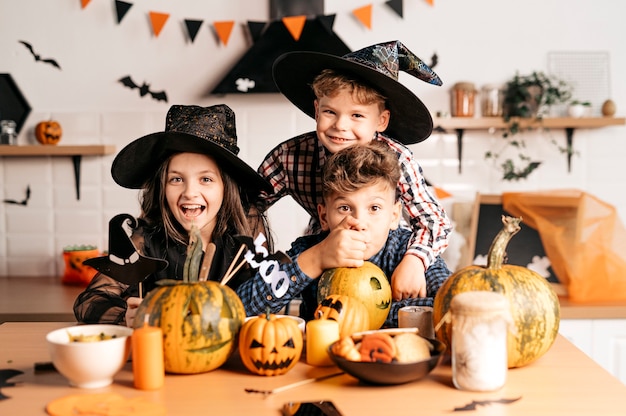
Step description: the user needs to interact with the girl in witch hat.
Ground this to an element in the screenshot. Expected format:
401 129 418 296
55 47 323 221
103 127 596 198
255 40 452 304
74 104 273 327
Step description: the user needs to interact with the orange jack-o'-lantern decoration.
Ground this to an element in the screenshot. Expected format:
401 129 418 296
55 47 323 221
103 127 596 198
315 294 370 338
35 120 62 145
238 310 303 376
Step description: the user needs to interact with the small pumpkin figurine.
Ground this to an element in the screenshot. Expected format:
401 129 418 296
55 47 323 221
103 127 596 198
433 216 560 368
35 120 62 145
238 308 303 376
315 294 370 338
317 261 392 330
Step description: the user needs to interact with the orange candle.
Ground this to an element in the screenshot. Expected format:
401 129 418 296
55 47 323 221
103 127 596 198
306 319 339 367
132 315 164 390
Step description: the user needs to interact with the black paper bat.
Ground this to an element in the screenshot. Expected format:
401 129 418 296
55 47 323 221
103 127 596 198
18 40 61 70
119 76 168 102
453 396 522 411
0 369 24 400
3 185 30 206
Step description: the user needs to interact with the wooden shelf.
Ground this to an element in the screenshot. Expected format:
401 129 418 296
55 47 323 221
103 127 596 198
0 144 115 156
433 116 626 173
0 145 116 199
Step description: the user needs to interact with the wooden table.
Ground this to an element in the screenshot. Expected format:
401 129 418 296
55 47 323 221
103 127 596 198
0 277 83 323
1 322 626 415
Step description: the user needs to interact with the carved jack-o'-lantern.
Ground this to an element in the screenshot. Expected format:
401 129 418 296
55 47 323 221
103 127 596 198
315 294 370 338
35 120 62 145
238 311 303 376
135 281 246 374
317 261 392 330
62 247 100 286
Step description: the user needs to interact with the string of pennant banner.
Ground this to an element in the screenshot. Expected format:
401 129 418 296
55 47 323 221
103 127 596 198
79 0 435 45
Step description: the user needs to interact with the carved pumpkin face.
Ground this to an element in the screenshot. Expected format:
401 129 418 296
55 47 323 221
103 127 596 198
135 281 246 374
315 294 370 338
317 262 392 330
238 312 303 376
62 248 99 285
35 120 62 145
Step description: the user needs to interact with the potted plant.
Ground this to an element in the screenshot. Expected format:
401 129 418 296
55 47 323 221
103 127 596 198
567 100 591 118
485 71 573 180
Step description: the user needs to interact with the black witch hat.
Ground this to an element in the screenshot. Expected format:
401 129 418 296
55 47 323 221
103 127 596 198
83 214 168 285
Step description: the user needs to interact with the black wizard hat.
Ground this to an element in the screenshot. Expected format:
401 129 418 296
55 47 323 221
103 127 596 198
83 213 168 285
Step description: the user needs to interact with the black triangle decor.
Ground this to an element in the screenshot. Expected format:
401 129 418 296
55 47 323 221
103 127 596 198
385 0 404 18
115 0 133 24
185 19 203 43
247 21 268 43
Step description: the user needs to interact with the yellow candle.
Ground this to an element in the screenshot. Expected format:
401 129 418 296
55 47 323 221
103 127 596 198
132 316 164 390
306 319 340 367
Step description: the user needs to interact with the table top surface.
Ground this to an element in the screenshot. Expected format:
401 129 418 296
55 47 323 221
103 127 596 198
1 322 626 415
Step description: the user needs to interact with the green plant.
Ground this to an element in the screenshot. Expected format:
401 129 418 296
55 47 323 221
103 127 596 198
485 71 573 180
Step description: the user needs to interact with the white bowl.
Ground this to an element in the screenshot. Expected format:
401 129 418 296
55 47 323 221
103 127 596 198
245 315 306 333
46 324 133 389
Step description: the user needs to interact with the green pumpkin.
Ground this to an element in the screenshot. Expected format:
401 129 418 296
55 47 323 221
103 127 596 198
433 216 561 368
134 224 246 374
135 280 245 374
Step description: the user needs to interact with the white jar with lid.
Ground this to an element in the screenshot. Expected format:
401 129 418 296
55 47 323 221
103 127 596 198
450 291 512 392
481 84 505 117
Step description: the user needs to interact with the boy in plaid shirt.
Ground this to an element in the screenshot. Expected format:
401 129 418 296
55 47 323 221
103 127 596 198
256 40 452 302
243 141 450 327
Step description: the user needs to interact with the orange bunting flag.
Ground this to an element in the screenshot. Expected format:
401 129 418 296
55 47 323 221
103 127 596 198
433 187 453 200
149 11 170 37
353 5 373 29
80 0 91 9
214 21 235 46
424 0 435 6
282 15 307 41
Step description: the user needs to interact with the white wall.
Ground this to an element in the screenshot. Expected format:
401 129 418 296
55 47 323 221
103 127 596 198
1 0 625 276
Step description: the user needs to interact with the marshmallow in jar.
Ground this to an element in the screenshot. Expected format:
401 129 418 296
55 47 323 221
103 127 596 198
450 291 512 392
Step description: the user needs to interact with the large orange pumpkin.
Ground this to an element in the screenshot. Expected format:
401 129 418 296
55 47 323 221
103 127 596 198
433 216 560 368
35 120 62 145
134 225 246 374
238 310 303 376
314 294 370 338
317 261 391 330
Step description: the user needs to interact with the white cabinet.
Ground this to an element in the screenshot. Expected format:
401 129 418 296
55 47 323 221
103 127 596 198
559 319 626 385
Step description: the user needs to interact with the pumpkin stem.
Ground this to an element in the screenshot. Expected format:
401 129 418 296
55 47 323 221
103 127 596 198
183 224 203 282
265 306 271 320
487 216 522 270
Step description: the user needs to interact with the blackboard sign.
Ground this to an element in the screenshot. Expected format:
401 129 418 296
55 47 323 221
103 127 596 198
471 195 559 284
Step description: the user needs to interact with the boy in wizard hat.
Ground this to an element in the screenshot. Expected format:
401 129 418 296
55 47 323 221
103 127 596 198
255 40 452 303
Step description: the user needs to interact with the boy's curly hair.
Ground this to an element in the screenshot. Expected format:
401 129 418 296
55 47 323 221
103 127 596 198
311 69 387 111
322 141 400 199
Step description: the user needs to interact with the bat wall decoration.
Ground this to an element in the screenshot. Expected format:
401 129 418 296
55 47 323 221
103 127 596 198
118 76 168 102
3 185 31 206
18 40 61 70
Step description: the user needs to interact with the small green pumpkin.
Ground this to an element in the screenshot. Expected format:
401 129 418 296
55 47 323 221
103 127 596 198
433 216 560 368
317 261 391 330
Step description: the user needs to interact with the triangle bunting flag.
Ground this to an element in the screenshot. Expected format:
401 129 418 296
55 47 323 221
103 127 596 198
317 14 337 35
115 1 133 24
353 5 372 29
213 21 235 46
282 15 307 41
385 0 403 18
149 11 170 37
184 19 203 43
80 0 91 9
247 21 267 43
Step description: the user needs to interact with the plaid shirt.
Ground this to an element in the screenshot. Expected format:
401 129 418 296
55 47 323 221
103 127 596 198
237 227 451 327
256 131 452 268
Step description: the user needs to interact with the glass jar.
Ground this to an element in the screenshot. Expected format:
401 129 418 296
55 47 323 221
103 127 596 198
450 291 512 392
450 82 477 117
0 120 17 145
481 84 505 117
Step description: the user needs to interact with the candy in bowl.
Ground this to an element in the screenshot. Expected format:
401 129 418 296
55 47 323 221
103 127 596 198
46 324 133 388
